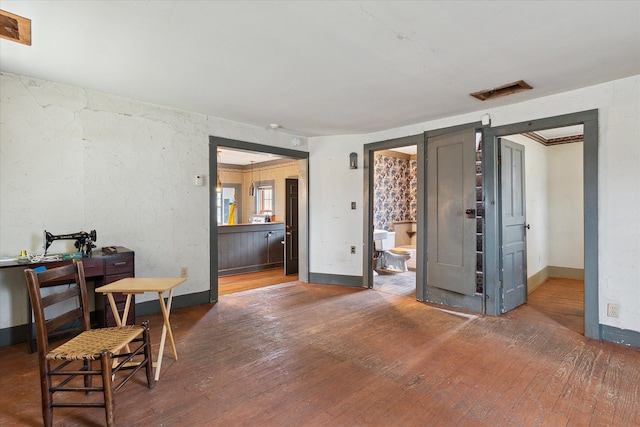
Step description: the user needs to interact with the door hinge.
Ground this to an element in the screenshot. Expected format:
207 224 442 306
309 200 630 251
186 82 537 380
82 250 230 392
499 280 503 288
498 155 502 166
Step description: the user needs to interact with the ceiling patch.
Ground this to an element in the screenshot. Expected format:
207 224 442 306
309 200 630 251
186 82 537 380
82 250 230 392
0 9 31 45
470 80 532 101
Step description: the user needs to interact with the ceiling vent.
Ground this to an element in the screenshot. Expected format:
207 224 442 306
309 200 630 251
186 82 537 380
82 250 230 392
470 80 532 101
0 9 31 45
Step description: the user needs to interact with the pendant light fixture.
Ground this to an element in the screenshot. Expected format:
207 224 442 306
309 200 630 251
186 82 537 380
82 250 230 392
249 161 255 196
216 151 222 193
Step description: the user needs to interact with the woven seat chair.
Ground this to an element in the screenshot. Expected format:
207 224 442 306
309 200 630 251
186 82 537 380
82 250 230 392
24 260 154 427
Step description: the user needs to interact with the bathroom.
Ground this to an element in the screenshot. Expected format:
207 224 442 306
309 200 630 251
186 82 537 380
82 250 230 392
372 147 417 283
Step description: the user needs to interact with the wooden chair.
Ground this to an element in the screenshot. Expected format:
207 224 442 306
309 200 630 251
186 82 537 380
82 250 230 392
24 260 154 427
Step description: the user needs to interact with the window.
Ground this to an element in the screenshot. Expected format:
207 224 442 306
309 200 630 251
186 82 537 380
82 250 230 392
256 180 274 216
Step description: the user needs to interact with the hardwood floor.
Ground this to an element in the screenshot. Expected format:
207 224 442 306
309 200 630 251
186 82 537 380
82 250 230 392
372 270 416 297
527 277 585 335
1 276 638 426
219 268 299 295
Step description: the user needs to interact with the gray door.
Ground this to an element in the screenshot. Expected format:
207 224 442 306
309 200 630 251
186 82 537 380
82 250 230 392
427 129 477 295
499 138 528 312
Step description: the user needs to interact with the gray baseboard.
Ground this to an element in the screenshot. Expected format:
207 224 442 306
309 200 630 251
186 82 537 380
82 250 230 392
547 266 584 280
0 324 28 348
136 290 210 317
528 265 585 294
600 324 640 348
308 272 364 288
0 291 211 348
5 289 637 350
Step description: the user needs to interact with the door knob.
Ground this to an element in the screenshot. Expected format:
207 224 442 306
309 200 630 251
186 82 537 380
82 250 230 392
465 209 476 218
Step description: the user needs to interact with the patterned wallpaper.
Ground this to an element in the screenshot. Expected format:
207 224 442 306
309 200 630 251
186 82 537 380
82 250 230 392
374 152 417 230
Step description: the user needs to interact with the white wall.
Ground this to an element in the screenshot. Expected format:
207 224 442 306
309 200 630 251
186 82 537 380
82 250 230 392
309 75 639 333
0 72 307 330
308 135 364 276
547 143 584 269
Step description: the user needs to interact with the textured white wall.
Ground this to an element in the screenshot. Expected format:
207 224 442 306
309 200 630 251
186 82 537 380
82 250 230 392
0 72 307 329
308 135 364 276
547 143 584 269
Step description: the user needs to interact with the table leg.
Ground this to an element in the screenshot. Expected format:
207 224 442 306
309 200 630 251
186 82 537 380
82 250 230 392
121 295 132 325
106 293 123 326
105 293 133 364
154 289 177 381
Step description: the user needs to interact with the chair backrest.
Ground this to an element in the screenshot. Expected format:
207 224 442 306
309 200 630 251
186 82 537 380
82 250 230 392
24 260 91 356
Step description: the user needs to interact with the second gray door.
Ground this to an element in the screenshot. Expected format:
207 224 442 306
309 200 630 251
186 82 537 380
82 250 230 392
427 128 477 295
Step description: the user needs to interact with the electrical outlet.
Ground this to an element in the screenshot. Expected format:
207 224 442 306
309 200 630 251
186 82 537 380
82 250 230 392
350 246 356 254
180 267 188 278
607 303 619 318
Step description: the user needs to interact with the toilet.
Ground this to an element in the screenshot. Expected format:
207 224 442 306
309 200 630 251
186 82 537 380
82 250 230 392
374 231 413 273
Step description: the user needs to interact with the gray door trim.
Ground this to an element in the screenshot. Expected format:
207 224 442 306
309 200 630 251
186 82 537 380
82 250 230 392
209 137 309 303
483 109 599 339
363 134 424 297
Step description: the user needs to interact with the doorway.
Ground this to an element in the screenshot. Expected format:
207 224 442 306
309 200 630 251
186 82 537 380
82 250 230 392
484 110 598 339
371 145 418 297
364 134 424 297
209 137 309 303
502 126 585 333
374 111 597 340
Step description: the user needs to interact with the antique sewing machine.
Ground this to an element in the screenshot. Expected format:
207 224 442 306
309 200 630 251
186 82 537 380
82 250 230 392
44 230 97 256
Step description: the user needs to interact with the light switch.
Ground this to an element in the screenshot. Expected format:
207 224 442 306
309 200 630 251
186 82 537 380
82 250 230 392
351 202 356 210
195 175 204 186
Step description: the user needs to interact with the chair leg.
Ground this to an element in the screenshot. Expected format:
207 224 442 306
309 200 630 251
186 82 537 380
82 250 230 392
41 359 53 427
141 320 155 389
84 359 93 394
100 351 116 427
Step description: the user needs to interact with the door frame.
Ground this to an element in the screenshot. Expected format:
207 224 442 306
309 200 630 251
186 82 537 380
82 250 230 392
209 136 309 303
363 134 424 294
483 110 598 339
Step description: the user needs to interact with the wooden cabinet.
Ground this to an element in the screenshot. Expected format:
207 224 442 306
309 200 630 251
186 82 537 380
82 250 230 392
218 223 285 276
95 250 135 327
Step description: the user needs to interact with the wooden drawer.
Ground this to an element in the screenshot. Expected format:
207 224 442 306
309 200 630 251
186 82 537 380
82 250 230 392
81 257 103 278
105 254 134 275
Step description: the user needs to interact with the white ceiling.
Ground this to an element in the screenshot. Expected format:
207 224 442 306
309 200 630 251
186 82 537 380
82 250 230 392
1 1 639 139
218 147 287 166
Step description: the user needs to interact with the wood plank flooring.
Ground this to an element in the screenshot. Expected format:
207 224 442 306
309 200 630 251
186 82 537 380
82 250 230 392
527 277 584 335
1 275 638 427
219 268 298 295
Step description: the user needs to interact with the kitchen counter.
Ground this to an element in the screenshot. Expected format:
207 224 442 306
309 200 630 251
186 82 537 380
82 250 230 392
218 222 285 276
